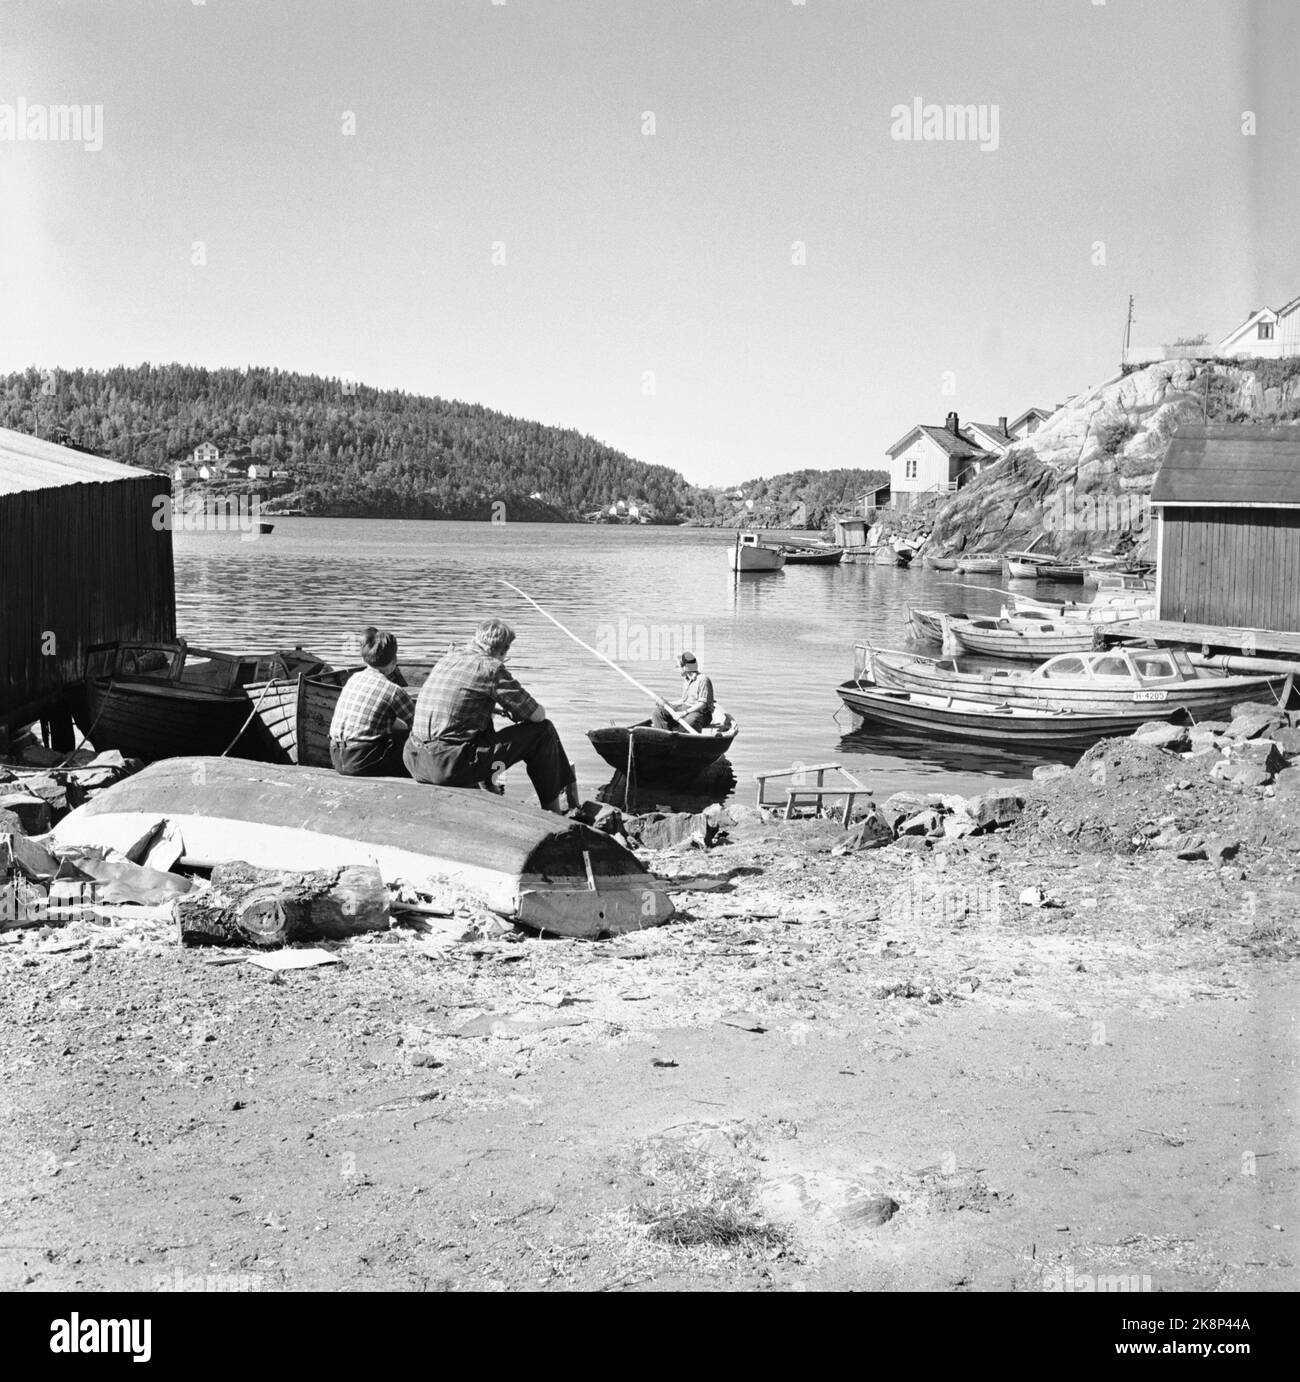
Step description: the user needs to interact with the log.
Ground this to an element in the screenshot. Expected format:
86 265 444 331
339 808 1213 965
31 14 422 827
176 860 389 947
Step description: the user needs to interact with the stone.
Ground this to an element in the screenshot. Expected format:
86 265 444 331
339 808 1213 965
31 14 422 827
632 812 712 851
1228 739 1285 774
1272 727 1300 757
1211 760 1271 790
1228 705 1287 740
942 815 976 840
1032 762 1071 784
1132 722 1190 752
879 791 945 833
1187 728 1225 755
0 795 52 836
891 834 931 853
1272 767 1300 798
0 809 25 838
898 809 943 837
1204 837 1241 864
842 1193 899 1227
965 790 1026 831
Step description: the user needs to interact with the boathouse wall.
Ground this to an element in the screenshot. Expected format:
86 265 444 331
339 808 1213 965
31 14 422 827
1157 506 1300 631
1151 424 1300 635
1 429 175 725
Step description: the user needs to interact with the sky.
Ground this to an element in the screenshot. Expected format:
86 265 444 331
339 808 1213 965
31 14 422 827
1 0 1297 487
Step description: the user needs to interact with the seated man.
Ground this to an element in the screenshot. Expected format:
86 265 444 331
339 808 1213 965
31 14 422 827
652 651 714 731
404 617 578 815
328 629 414 777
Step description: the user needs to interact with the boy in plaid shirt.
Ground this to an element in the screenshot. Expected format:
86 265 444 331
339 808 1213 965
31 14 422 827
328 629 414 777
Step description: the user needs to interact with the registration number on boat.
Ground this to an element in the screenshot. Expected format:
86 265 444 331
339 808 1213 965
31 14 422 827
1132 690 1168 702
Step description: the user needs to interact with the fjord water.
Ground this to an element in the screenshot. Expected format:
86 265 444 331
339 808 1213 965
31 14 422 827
173 520 1078 806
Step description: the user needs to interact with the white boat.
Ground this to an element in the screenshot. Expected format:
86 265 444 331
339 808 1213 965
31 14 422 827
729 532 786 572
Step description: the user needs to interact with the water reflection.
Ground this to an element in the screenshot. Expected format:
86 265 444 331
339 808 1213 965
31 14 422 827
596 759 739 815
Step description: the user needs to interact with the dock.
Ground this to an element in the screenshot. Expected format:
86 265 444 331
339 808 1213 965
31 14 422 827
1103 618 1300 661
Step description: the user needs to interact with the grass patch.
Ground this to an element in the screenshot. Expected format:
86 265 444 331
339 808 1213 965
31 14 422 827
628 1134 792 1255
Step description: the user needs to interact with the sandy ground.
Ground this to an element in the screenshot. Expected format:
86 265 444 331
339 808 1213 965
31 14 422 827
2 754 1296 1293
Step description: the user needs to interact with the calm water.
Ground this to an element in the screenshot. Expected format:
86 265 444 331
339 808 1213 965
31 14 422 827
173 520 1081 807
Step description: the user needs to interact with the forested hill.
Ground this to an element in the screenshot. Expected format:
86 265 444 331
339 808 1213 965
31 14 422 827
689 467 888 529
0 364 696 521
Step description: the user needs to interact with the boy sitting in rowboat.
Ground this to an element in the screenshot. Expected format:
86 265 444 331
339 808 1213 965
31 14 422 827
652 652 715 732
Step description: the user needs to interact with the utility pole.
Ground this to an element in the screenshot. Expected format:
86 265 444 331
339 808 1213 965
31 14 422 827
1122 294 1135 368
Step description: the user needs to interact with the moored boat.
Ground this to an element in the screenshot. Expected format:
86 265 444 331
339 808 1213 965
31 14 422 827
780 545 844 565
1004 558 1041 579
925 555 959 571
729 532 786 572
953 554 1001 574
587 711 739 780
72 641 321 763
836 681 1183 748
942 613 1102 659
50 757 676 939
859 644 1294 720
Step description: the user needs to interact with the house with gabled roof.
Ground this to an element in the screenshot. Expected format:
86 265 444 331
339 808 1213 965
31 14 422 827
1007 406 1052 440
964 417 1014 455
884 412 995 512
1217 293 1300 359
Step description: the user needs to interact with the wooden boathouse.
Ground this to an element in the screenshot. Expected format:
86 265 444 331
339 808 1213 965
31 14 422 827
0 426 175 741
1151 425 1300 635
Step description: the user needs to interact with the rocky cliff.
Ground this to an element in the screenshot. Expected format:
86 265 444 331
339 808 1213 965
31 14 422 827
921 358 1300 558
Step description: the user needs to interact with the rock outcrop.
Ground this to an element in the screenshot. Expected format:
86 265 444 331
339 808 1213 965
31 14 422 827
924 358 1300 558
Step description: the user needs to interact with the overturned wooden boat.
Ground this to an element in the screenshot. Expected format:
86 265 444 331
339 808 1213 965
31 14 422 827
50 757 675 939
244 659 436 767
859 644 1293 720
72 641 323 763
588 712 739 780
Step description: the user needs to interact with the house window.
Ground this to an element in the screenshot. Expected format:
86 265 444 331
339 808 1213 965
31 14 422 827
905 459 917 479
1259 322 1274 340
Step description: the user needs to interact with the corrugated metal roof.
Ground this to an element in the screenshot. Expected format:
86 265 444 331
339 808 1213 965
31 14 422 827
0 426 163 495
1151 424 1300 506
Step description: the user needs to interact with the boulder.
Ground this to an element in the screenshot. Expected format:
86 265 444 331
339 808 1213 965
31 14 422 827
1187 728 1225 755
1272 727 1300 757
878 791 945 832
1032 762 1071 784
0 795 52 835
1204 837 1241 864
898 809 943 837
631 812 713 851
1228 705 1287 740
0 808 25 837
890 834 931 854
942 815 977 840
1211 760 1272 790
1227 739 1285 774
1272 767 1300 798
1132 722 1190 752
965 790 1026 831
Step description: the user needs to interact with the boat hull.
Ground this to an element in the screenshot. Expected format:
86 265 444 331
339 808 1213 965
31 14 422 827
730 547 785 571
781 549 843 565
946 617 1102 660
587 719 737 779
954 557 1001 574
836 683 1187 748
74 679 260 762
50 757 675 939
866 648 1290 716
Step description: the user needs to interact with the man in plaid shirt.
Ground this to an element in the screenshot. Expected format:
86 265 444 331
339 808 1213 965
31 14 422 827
405 618 578 814
328 629 415 777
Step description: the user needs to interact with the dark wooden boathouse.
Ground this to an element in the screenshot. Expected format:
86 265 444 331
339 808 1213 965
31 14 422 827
0 426 175 737
1151 425 1300 634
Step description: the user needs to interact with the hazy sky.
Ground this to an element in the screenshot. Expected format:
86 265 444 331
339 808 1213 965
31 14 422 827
1 0 1296 485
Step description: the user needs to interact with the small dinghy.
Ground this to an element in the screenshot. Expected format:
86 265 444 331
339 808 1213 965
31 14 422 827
50 757 675 939
587 712 739 780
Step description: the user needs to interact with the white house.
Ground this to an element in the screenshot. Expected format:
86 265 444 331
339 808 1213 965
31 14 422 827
247 464 273 480
1217 293 1300 358
173 464 198 483
1007 407 1052 440
192 441 220 466
884 412 993 512
963 416 1014 455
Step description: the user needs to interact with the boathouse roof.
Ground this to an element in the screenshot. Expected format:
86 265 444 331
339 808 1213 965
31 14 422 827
1151 424 1300 508
0 425 160 494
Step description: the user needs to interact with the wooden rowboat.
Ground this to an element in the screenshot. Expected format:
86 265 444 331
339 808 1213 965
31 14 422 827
942 614 1102 660
73 641 323 763
836 682 1185 749
587 713 739 780
50 757 675 939
860 644 1293 719
925 556 959 571
244 660 436 767
780 546 844 565
953 555 1001 574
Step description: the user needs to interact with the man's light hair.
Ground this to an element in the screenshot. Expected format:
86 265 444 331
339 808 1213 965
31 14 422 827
474 618 515 657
